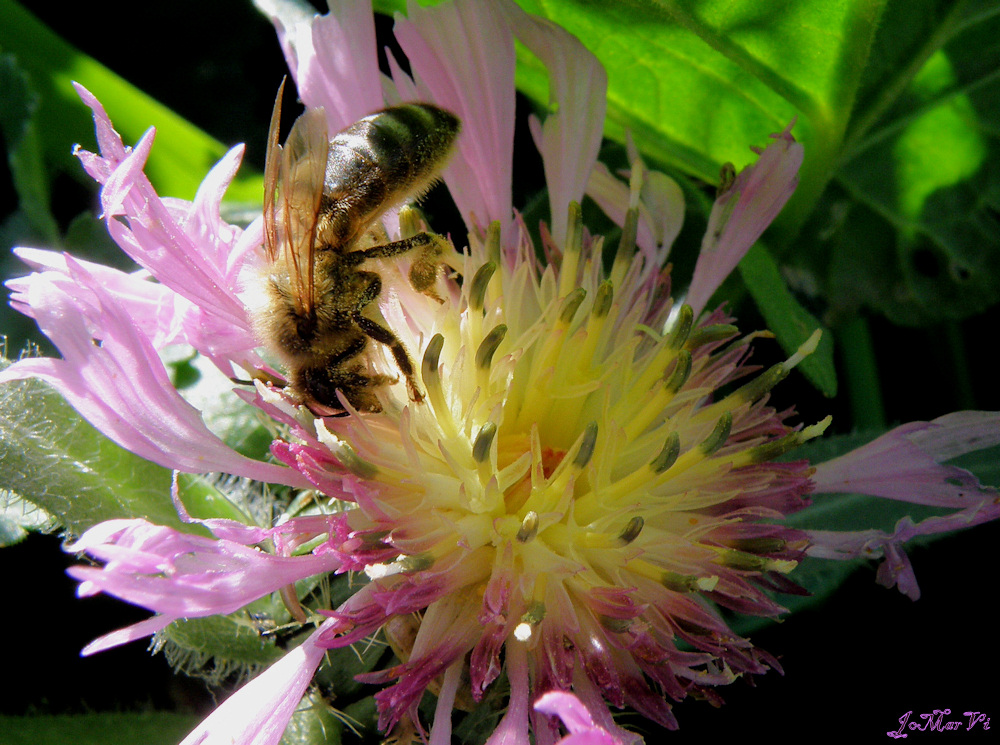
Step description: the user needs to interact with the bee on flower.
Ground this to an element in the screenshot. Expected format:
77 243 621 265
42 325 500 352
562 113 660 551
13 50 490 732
1 1 998 744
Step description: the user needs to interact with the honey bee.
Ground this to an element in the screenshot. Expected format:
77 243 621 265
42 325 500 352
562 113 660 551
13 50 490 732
254 81 460 414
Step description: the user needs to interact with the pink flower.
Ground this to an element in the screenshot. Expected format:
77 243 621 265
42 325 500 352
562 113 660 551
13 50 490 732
65 510 343 655
2 1 997 744
806 411 1000 599
534 691 635 745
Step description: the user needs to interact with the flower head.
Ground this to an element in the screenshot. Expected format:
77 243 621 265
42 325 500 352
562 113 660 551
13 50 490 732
3 1 998 744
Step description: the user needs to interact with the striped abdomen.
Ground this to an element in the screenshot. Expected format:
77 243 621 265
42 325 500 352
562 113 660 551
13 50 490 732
319 104 460 247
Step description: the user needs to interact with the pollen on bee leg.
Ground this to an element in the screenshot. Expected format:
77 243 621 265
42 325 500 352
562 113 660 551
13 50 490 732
407 233 453 302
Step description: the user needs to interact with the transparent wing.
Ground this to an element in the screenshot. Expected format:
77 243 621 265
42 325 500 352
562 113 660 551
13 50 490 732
280 108 329 319
263 82 329 320
262 80 285 266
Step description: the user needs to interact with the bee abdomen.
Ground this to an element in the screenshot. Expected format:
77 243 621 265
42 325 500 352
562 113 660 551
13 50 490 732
322 104 460 244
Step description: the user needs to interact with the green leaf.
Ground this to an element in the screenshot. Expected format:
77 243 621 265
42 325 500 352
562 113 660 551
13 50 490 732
510 0 885 233
738 243 837 397
280 690 345 745
0 713 201 745
0 489 55 546
815 1 1000 324
0 0 262 202
159 614 284 684
0 367 187 535
0 53 59 244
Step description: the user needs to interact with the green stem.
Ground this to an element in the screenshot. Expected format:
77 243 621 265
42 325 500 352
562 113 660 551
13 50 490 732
839 314 885 430
943 321 975 410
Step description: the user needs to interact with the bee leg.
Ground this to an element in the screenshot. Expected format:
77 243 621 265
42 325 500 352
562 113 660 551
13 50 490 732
352 269 423 403
299 333 391 413
355 314 423 403
354 232 449 302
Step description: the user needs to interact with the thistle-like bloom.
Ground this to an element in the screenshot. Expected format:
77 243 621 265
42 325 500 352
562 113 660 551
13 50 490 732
2 1 999 744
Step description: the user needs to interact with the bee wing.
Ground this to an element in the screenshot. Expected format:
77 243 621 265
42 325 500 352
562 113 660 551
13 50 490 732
279 108 329 319
262 80 285 267
263 80 329 320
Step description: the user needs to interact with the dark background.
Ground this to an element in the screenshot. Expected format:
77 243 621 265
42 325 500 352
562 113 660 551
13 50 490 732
2 0 998 741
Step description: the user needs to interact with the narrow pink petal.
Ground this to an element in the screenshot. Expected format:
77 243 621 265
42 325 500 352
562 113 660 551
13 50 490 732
429 662 464 745
0 264 307 487
686 122 803 316
485 640 531 745
179 620 334 745
507 2 606 246
393 0 516 240
72 83 127 173
81 614 176 656
811 412 1000 507
65 518 341 649
534 691 595 732
73 86 256 359
807 499 1000 600
264 0 383 132
534 691 621 745
7 249 184 348
584 161 664 260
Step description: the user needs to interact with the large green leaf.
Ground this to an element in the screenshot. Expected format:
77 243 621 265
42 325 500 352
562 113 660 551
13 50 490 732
827 1 1000 323
512 0 883 229
0 371 185 535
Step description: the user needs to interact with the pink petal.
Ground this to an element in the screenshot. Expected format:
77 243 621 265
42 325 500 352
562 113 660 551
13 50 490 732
807 412 1000 600
264 0 383 132
179 620 334 745
73 85 256 360
0 262 306 487
509 3 607 247
811 411 1000 507
393 0 516 241
484 641 531 745
81 614 177 656
686 121 803 317
66 518 341 650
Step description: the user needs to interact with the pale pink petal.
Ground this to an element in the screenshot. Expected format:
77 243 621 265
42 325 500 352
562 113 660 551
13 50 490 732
66 518 340 622
686 121 803 317
485 641 531 745
179 620 334 745
81 614 177 657
807 413 1000 599
73 84 256 361
393 0 516 240
508 3 606 247
811 411 1000 507
6 248 181 348
429 662 464 745
0 262 307 487
534 691 620 745
807 499 1000 601
263 0 383 132
639 169 686 258
584 161 673 262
